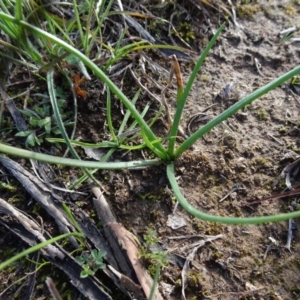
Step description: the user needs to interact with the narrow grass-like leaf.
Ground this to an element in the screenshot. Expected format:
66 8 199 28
46 138 118 148
106 88 118 142
103 40 149 72
0 13 167 156
72 0 84 49
175 64 300 157
148 265 160 300
118 89 140 136
14 0 22 21
62 203 83 235
48 70 112 185
141 128 168 160
168 24 225 156
0 232 84 271
0 143 161 168
67 148 116 190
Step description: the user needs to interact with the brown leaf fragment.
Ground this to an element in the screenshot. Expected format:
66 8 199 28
169 54 184 91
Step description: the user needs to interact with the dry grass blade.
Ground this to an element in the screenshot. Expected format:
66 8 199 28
169 54 184 104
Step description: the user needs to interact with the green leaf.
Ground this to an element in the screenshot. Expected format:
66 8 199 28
76 256 86 265
52 128 62 135
15 130 32 137
26 132 36 147
29 117 40 127
34 134 41 146
97 249 107 258
55 87 67 99
19 109 36 118
40 117 51 134
91 249 98 260
33 105 46 117
80 269 94 278
95 262 106 269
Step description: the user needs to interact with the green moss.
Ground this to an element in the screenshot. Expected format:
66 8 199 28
290 285 300 293
236 3 261 18
200 74 211 82
205 222 224 235
175 279 182 287
201 37 209 46
279 126 287 134
252 157 270 166
139 193 159 201
292 147 300 154
293 258 300 268
256 107 268 121
284 4 297 15
148 19 164 35
187 269 202 288
174 22 196 43
192 218 204 231
206 175 220 186
90 209 96 218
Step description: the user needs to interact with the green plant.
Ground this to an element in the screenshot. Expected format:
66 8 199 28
256 107 268 121
17 95 71 147
76 249 106 278
143 228 159 246
0 232 83 271
176 21 196 43
139 228 168 274
0 4 300 228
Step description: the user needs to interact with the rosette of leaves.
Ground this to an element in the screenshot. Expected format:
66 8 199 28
76 249 107 278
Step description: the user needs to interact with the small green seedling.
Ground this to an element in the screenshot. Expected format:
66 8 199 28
143 228 159 246
17 95 71 147
139 228 168 276
76 249 106 278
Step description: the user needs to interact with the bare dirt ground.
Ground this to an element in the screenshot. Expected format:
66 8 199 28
1 1 300 299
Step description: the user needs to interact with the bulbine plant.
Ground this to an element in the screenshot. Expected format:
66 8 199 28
0 7 300 225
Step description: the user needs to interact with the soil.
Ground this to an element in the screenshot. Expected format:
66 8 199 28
1 1 300 299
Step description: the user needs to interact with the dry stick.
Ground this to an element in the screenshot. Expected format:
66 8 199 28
107 265 144 298
161 78 173 130
0 81 27 131
0 197 64 259
45 277 63 300
89 181 164 300
0 155 78 247
0 199 112 300
241 187 300 206
181 234 223 300
285 218 296 253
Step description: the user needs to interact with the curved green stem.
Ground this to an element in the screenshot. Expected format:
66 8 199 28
167 162 300 224
0 143 161 169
